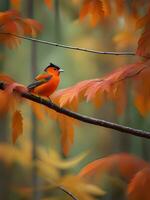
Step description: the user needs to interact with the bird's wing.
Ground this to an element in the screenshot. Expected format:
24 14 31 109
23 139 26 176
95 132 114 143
35 73 50 80
27 75 52 90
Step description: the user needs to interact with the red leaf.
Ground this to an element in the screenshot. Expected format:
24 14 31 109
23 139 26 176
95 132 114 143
79 153 148 182
128 167 150 200
79 0 104 27
12 110 23 144
53 60 150 116
0 10 42 48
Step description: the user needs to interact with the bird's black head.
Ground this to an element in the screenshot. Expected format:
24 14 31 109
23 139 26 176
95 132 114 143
44 63 64 72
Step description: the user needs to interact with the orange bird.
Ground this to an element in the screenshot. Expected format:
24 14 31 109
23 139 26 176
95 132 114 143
28 63 64 98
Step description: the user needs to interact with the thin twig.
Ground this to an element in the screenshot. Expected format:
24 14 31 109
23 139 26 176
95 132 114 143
0 82 150 139
58 185 78 200
0 32 136 56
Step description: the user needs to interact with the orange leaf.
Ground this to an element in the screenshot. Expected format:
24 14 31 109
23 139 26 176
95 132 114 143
0 74 17 116
44 0 52 10
53 60 150 116
136 8 150 57
22 18 43 37
79 0 104 27
58 115 77 156
128 167 150 200
12 110 23 144
0 91 12 116
0 10 42 48
30 101 46 121
79 153 148 183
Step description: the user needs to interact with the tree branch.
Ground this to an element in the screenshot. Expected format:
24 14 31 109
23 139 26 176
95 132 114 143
0 81 150 139
58 185 78 200
0 32 136 56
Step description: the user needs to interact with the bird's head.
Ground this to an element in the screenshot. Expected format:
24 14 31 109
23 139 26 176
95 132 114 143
44 63 64 76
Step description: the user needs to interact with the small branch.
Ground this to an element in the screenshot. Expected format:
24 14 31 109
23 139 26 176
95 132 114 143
0 32 136 56
0 82 150 139
58 185 78 200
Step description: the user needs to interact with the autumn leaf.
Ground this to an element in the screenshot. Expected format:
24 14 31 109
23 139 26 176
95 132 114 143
79 153 149 182
79 0 104 27
30 101 46 120
79 0 129 27
38 148 88 169
37 148 88 181
44 0 52 10
0 10 42 48
12 110 23 144
22 18 43 37
58 114 78 156
53 60 150 116
48 60 150 155
29 101 78 155
0 74 19 116
57 175 106 200
136 8 150 57
128 167 150 200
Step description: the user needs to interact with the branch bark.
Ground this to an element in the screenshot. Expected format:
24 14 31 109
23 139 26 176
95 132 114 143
0 32 136 56
0 82 150 139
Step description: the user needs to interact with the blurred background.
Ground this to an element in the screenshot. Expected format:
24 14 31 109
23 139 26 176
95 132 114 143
0 0 149 199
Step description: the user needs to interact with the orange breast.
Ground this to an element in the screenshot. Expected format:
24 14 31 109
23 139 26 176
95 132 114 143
33 75 60 97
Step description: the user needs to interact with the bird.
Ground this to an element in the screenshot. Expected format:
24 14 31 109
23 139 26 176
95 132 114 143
27 63 64 99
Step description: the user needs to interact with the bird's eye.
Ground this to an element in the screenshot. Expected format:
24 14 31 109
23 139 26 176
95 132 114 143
53 68 57 70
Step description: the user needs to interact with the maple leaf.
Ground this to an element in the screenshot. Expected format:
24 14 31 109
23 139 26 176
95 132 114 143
79 0 104 27
79 153 149 183
44 0 52 10
128 167 150 200
12 110 23 144
53 60 150 116
0 10 42 48
79 0 128 27
48 60 150 154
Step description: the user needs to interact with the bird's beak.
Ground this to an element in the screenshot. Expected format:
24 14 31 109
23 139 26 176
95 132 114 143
59 68 64 72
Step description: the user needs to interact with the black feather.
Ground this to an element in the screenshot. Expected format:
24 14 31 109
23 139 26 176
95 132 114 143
27 76 52 90
44 63 61 72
